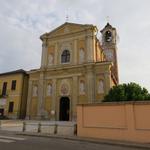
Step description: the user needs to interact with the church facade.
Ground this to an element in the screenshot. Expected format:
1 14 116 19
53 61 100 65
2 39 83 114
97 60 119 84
26 22 119 121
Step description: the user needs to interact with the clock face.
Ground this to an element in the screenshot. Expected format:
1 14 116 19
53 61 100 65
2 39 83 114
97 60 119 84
105 31 112 42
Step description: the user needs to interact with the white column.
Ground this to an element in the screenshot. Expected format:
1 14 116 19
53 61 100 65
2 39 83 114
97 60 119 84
26 80 33 119
72 76 78 121
74 39 78 64
51 79 57 120
41 40 48 68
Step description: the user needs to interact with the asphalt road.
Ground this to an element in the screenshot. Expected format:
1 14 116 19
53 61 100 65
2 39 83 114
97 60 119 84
0 133 146 150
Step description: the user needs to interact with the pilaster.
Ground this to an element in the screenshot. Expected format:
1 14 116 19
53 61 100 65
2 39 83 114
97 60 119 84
41 40 48 68
37 72 45 119
54 42 58 65
25 80 33 119
73 39 78 64
51 78 57 121
86 66 95 103
104 72 111 94
72 76 78 121
86 35 94 62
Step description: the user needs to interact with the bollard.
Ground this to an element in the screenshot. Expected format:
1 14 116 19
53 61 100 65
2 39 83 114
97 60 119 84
22 122 26 132
38 123 41 133
54 124 57 134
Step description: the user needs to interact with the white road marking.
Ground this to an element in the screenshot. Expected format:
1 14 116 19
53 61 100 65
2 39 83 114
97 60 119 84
0 138 15 143
0 135 25 141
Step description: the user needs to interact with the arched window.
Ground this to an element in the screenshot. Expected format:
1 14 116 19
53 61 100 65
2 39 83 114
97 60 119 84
61 50 70 63
105 31 112 42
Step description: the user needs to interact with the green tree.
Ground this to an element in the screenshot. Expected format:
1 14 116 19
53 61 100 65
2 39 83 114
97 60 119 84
103 82 150 102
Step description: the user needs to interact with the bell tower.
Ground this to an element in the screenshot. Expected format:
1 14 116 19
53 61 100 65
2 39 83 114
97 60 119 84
101 23 119 84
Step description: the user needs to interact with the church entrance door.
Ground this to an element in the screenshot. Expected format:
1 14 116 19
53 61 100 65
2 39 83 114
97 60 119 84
59 97 70 121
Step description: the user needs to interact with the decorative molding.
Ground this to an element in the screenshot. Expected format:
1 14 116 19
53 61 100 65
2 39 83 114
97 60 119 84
45 73 82 79
59 79 70 96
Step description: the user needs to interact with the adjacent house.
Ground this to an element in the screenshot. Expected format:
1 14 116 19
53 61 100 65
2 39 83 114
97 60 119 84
0 69 28 119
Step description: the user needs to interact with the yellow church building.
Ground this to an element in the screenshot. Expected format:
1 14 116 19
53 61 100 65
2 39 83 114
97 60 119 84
25 22 119 121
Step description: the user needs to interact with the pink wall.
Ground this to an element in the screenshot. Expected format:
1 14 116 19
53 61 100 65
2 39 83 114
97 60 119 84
77 102 150 143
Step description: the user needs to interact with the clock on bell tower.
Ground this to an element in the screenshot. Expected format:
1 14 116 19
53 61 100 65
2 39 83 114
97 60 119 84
100 22 119 84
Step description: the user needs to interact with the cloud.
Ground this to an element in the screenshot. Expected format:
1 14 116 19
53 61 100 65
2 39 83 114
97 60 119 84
0 0 150 91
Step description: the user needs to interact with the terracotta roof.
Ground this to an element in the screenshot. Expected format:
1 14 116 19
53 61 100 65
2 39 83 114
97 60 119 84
0 69 27 76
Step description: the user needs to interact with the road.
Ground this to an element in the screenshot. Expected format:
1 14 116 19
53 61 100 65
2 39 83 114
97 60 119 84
0 133 146 150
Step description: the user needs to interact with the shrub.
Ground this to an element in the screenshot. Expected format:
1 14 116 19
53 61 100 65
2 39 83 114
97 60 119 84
103 82 150 102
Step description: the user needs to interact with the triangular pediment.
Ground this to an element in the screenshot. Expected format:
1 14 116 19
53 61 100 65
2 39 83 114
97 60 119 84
40 22 96 40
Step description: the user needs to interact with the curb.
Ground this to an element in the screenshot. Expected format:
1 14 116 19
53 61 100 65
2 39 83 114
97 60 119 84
17 132 150 149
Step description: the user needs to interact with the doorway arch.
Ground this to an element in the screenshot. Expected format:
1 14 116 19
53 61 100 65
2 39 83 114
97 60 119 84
59 97 70 121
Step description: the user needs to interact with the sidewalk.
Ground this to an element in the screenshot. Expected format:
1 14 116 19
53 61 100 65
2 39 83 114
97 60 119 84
16 132 150 150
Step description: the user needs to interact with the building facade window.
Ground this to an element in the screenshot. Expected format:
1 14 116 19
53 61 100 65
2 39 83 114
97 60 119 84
11 80 16 90
105 31 112 42
61 50 70 63
8 102 14 113
2 82 7 96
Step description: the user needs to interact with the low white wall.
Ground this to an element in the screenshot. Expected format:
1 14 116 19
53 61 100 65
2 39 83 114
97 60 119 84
22 121 77 135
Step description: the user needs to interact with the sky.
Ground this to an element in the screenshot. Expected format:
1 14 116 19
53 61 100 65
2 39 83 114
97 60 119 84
0 0 150 91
